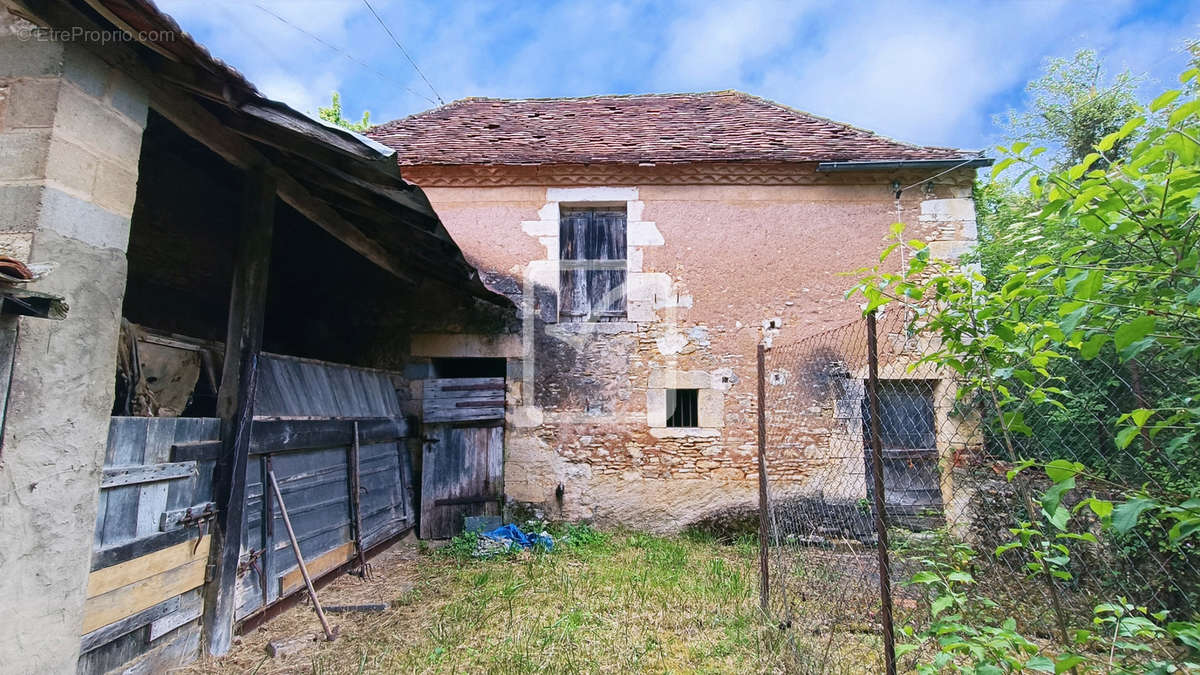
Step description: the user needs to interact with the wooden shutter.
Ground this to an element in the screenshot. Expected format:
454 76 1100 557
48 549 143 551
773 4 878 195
559 210 590 319
559 208 626 320
588 210 627 317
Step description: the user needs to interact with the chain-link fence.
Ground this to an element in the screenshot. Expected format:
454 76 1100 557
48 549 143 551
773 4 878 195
757 310 1200 673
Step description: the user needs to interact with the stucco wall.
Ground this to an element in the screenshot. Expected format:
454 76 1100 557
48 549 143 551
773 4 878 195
0 11 145 671
413 165 977 532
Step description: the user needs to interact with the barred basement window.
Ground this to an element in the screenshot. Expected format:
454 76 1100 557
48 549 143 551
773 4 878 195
559 207 626 321
666 388 699 427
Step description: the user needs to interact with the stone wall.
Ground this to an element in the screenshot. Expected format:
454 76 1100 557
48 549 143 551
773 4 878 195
412 165 980 532
0 10 146 671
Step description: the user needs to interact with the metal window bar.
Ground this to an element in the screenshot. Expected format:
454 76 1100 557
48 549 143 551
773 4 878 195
666 388 698 428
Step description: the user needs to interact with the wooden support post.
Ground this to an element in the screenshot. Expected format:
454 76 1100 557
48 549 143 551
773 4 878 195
866 312 898 675
259 454 275 606
347 422 370 579
202 169 277 656
756 343 770 614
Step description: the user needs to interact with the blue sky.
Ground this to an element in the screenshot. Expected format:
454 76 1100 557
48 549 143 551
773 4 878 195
155 0 1199 152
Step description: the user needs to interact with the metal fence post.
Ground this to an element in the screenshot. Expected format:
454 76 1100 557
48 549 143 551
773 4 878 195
756 342 770 614
866 311 898 675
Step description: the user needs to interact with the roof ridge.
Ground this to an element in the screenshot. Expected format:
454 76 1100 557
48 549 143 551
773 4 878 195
367 90 985 164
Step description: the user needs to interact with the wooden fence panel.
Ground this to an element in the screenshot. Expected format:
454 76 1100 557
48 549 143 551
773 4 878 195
80 417 220 674
232 355 415 621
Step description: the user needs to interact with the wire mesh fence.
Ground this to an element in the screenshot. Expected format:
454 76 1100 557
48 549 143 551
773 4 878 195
757 309 1200 673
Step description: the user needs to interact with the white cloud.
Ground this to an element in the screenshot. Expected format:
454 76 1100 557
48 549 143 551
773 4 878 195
148 0 1200 150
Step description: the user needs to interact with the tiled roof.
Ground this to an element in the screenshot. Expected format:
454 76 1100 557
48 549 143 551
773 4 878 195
369 91 980 166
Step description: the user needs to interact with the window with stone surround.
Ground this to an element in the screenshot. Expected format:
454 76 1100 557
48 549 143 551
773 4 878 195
665 388 699 427
559 207 626 321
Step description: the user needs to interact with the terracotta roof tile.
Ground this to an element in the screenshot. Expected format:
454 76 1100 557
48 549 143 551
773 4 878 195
369 91 980 166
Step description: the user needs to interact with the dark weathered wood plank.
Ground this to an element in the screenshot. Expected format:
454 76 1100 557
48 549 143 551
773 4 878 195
203 168 276 657
248 417 407 455
101 418 150 548
170 440 223 463
91 528 198 571
80 595 181 654
102 462 197 489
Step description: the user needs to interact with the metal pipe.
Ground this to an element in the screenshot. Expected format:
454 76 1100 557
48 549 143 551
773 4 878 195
815 158 992 172
866 312 898 675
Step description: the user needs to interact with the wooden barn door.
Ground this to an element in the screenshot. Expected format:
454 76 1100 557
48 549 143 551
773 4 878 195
420 377 505 539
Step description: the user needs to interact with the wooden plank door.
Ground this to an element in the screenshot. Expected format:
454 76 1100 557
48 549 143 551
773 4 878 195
419 424 503 539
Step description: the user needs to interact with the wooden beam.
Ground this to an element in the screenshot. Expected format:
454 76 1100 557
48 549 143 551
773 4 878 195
101 461 197 488
248 417 408 456
202 168 276 656
91 527 198 571
170 440 222 462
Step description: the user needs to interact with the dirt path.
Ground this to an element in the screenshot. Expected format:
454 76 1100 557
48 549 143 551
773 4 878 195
183 537 428 674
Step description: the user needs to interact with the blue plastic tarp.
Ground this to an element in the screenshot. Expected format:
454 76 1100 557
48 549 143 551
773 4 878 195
482 523 554 551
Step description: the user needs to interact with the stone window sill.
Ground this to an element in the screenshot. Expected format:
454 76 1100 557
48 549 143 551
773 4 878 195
649 427 721 439
547 321 638 336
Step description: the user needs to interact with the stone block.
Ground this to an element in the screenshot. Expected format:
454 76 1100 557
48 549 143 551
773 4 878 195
626 272 669 303
627 221 663 246
626 299 654 322
648 368 710 389
0 128 50 180
626 200 645 221
45 136 98 197
53 84 143 169
547 186 637 203
536 201 558 221
91 161 139 217
648 427 720 439
39 186 130 250
697 389 724 428
61 44 108 99
0 33 64 78
654 331 688 355
627 247 643 272
919 198 975 223
927 239 973 261
106 72 147 127
521 220 557 237
0 184 42 232
645 388 666 427
6 78 60 128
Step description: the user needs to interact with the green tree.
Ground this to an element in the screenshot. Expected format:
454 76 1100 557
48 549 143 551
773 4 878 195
318 91 371 133
853 64 1200 672
999 49 1143 170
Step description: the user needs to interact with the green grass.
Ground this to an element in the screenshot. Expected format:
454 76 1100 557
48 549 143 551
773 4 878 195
294 527 806 673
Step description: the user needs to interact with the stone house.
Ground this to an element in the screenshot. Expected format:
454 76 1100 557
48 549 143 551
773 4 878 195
369 92 989 532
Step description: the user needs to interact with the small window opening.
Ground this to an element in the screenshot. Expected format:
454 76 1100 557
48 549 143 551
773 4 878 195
431 357 506 379
666 388 699 427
